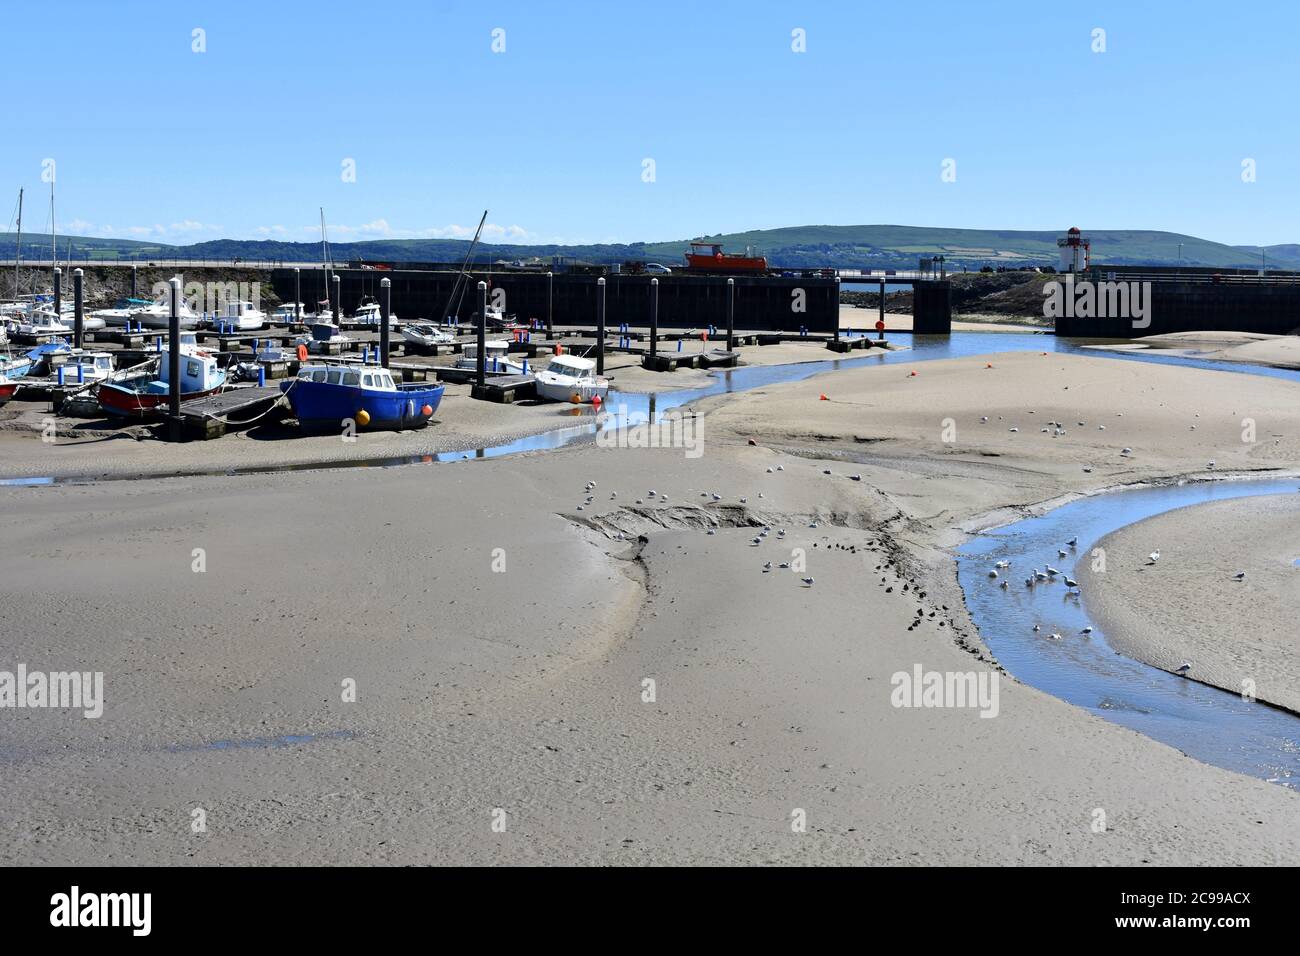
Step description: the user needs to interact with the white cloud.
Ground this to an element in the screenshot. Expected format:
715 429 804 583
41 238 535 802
298 221 530 242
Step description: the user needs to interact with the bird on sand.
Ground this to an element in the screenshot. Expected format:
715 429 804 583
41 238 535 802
801 577 815 587
1148 550 1161 564
1233 571 1247 581
1176 662 1192 676
763 561 772 572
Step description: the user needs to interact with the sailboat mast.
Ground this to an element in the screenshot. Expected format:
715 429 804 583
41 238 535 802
13 188 21 299
50 178 56 270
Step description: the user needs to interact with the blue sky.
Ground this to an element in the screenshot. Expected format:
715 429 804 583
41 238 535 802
6 0 1298 247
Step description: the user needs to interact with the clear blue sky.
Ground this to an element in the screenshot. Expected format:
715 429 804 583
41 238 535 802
6 0 1297 247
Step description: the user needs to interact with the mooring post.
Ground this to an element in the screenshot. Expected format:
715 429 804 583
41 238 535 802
380 277 391 369
332 273 341 323
476 280 487 388
168 277 182 440
294 267 301 324
649 277 659 358
596 277 606 376
53 267 61 323
878 278 885 340
726 277 735 352
73 267 84 349
834 276 841 343
546 270 554 338
130 264 137 298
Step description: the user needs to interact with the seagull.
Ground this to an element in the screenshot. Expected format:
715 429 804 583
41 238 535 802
707 529 716 535
1009 427 1019 433
999 580 1009 589
1081 626 1093 634
849 474 862 482
1233 571 1246 581
712 493 721 501
1045 565 1060 576
649 490 657 497
763 561 772 572
1064 577 1078 588
610 492 617 499
750 537 762 546
1032 624 1041 632
1025 577 1034 587
779 562 790 569
1121 447 1133 455
801 577 814 587
988 570 999 579
1058 549 1068 558
1148 550 1161 564
995 560 1010 569
1207 460 1216 469
1176 661 1191 676
1048 632 1062 640
1067 537 1077 547
980 416 989 423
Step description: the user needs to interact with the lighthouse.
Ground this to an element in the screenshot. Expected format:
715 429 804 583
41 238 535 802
1057 227 1091 273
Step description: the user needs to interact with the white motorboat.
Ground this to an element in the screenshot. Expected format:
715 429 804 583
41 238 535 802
402 323 456 349
294 321 353 354
143 331 213 357
213 299 267 331
129 291 201 329
350 298 399 327
534 354 610 404
455 340 527 375
17 309 71 337
273 302 308 323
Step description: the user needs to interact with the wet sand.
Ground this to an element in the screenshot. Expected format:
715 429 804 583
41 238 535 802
1079 493 1300 712
1086 332 1300 370
1 349 1298 865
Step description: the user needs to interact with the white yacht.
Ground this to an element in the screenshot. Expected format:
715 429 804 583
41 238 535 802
17 309 71 337
129 293 201 330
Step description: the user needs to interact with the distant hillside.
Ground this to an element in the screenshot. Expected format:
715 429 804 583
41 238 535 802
2 225 1297 271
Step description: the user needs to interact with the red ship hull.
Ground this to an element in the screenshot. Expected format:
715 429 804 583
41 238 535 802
685 253 768 273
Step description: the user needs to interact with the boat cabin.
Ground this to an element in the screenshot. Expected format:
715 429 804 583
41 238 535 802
295 365 398 391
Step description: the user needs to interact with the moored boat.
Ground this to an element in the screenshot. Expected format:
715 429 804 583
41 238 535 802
281 364 444 431
98 352 226 418
534 354 610 404
402 323 456 349
454 340 527 375
0 373 17 406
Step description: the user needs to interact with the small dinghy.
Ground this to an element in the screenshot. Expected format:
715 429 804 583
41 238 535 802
282 364 444 432
0 373 17 406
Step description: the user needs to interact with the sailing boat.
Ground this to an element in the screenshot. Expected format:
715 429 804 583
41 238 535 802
1 188 24 316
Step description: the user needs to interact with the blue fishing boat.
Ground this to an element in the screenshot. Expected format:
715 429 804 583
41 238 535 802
281 364 444 432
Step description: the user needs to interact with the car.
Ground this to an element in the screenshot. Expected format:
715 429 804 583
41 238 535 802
644 263 672 274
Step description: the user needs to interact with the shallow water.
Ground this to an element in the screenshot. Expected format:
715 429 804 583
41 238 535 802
957 478 1300 788
3 330 1296 487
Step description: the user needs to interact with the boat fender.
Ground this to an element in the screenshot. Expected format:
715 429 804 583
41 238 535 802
355 408 371 427
296 344 308 362
421 404 433 417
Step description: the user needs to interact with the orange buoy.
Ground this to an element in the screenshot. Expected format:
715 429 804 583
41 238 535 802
421 404 433 417
819 393 829 401
355 409 371 427
555 343 563 356
910 370 918 377
591 394 602 408
569 393 581 404
296 343 309 362
985 363 993 369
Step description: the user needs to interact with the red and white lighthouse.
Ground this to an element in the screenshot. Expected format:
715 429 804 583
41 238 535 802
1057 227 1091 273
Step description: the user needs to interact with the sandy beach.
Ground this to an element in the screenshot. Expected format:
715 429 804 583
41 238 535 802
1079 493 1300 712
2 346 1298 866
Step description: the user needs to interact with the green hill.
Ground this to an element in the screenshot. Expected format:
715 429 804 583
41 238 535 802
2 225 1296 271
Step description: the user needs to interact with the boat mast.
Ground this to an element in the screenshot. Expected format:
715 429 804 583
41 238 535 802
319 207 329 309
13 188 21 298
443 209 488 324
50 177 56 271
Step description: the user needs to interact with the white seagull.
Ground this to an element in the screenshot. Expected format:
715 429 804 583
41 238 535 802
1148 550 1161 564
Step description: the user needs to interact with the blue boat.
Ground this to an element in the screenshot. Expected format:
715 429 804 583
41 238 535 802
281 364 444 432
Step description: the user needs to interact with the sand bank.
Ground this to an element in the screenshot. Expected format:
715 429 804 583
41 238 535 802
1 350 1297 865
1085 331 1300 370
1078 493 1300 712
